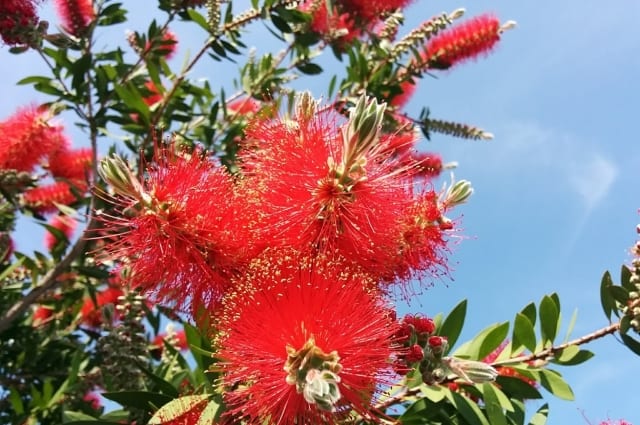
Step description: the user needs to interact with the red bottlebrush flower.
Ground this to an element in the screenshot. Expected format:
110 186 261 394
48 147 92 181
22 180 87 214
82 391 102 410
150 328 189 360
53 0 95 37
340 0 414 21
97 144 254 314
145 29 178 59
240 103 414 279
0 0 40 46
33 304 55 326
406 151 443 179
301 1 359 44
379 129 419 158
0 105 66 172
389 79 417 109
80 286 123 328
44 214 77 250
227 97 262 116
142 80 163 107
423 14 501 70
387 189 451 284
217 251 397 425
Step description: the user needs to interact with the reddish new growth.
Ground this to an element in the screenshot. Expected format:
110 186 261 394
0 0 40 46
53 0 95 37
423 14 501 70
239 103 415 280
142 81 163 107
97 144 254 313
79 286 124 328
44 214 77 250
0 105 66 172
217 251 398 424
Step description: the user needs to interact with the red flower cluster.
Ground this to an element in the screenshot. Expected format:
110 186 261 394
0 0 40 46
53 0 95 37
98 95 463 424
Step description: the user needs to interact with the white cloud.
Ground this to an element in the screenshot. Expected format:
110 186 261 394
567 154 618 210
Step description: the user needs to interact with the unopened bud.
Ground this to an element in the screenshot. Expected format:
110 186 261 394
295 91 318 125
443 177 473 207
449 8 465 20
98 155 150 205
500 20 517 33
342 95 387 161
443 357 499 384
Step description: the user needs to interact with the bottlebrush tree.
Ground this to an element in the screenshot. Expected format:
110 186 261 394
0 1 637 425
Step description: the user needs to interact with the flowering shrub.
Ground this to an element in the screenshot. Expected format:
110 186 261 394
0 1 637 425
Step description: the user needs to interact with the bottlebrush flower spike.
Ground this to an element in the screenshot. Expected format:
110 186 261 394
96 143 254 314
0 105 66 172
340 0 414 22
44 214 77 250
240 94 415 278
0 0 40 46
423 14 502 70
80 286 123 328
22 180 87 214
301 1 358 44
217 250 398 424
48 146 92 181
53 0 95 37
145 29 178 58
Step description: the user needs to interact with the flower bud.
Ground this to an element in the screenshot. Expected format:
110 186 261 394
442 357 499 384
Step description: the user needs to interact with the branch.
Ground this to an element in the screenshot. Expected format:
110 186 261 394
374 322 622 412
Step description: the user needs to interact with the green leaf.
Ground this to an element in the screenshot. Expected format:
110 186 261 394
610 285 629 304
187 9 210 32
63 411 98 422
506 400 526 425
296 62 323 75
512 313 536 353
448 391 491 425
620 332 640 356
196 399 222 425
563 308 578 343
148 394 210 424
461 321 509 360
135 361 179 397
600 271 616 320
539 295 560 344
536 369 574 400
271 14 292 33
419 384 446 402
552 346 594 366
495 375 542 400
438 299 467 352
528 403 549 425
517 303 535 328
482 384 508 425
102 391 173 411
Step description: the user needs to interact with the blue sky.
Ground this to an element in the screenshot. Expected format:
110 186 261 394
1 1 639 424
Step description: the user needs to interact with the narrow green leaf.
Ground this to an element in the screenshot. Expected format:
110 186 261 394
495 375 542 400
539 295 560 344
482 383 508 425
620 332 640 356
296 62 323 75
462 321 509 360
520 302 537 326
563 308 578 343
449 391 491 425
506 399 526 425
600 271 616 320
537 369 574 400
135 361 179 397
148 394 210 424
102 391 173 411
419 384 446 403
552 346 594 366
196 399 221 425
610 285 629 304
187 9 210 32
438 299 467 352
63 411 98 422
512 313 536 353
528 403 549 425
